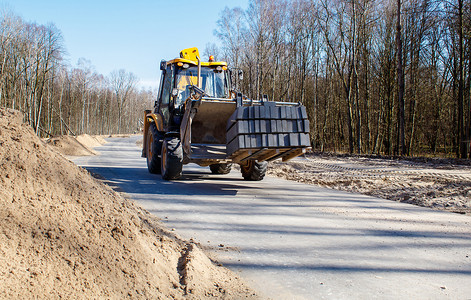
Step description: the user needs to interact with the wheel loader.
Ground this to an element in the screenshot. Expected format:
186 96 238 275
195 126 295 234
142 47 310 181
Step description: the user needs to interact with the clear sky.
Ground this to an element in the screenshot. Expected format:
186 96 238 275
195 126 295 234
0 0 249 89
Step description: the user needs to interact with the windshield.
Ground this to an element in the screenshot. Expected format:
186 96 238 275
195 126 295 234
175 66 228 104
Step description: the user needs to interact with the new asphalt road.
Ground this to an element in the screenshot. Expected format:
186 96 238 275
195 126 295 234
72 136 471 299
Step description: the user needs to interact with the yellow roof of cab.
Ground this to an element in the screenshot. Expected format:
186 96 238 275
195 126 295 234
167 47 227 67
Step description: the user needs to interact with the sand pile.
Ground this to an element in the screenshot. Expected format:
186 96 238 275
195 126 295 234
75 134 105 149
46 135 97 156
93 135 108 145
47 134 107 156
0 108 257 299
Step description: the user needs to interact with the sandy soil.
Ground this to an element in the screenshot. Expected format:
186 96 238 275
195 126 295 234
46 135 98 156
76 134 106 149
268 153 471 215
46 134 109 156
0 108 258 299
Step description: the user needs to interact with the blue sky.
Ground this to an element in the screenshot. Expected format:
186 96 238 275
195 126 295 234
1 0 249 89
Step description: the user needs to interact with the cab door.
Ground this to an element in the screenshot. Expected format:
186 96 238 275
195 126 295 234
158 64 173 129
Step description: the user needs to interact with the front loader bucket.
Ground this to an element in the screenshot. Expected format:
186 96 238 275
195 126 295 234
191 100 236 144
180 96 310 165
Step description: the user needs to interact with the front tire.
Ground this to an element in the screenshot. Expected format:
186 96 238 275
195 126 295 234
209 163 232 174
240 160 268 181
161 137 183 180
146 124 162 174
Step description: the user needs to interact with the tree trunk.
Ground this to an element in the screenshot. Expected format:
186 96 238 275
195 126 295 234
457 0 466 158
396 0 406 156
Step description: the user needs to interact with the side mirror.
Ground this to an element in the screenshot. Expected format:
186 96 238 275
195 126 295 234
171 88 179 98
238 69 243 81
160 60 167 71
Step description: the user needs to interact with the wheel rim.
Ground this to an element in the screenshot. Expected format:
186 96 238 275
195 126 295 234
241 161 253 174
147 131 153 165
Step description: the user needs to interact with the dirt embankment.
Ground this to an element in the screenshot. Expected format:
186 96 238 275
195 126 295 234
0 108 257 299
46 134 107 156
269 153 471 215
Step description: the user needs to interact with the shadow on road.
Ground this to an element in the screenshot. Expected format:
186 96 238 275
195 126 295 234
84 165 253 197
74 137 471 299
222 261 471 275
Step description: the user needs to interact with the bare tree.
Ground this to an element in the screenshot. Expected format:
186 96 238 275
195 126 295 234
396 0 406 155
110 69 137 134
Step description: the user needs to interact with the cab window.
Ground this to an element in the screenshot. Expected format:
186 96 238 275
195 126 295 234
160 65 173 124
175 66 228 104
161 65 172 105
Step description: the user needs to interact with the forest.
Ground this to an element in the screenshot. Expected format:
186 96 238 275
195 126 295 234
0 11 154 137
1 0 470 159
214 0 471 158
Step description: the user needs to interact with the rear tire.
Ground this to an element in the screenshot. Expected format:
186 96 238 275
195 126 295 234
240 160 267 181
161 137 183 180
209 163 232 174
146 124 162 174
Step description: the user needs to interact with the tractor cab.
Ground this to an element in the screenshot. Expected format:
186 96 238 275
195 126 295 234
155 47 232 133
143 47 310 181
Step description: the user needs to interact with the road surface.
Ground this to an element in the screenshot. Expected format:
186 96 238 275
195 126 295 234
72 136 471 299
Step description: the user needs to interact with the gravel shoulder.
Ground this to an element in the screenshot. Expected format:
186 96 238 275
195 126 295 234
268 153 471 215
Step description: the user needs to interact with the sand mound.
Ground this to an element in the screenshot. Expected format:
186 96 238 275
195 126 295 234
0 108 257 299
48 134 107 157
46 135 97 156
93 135 107 145
76 134 104 149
